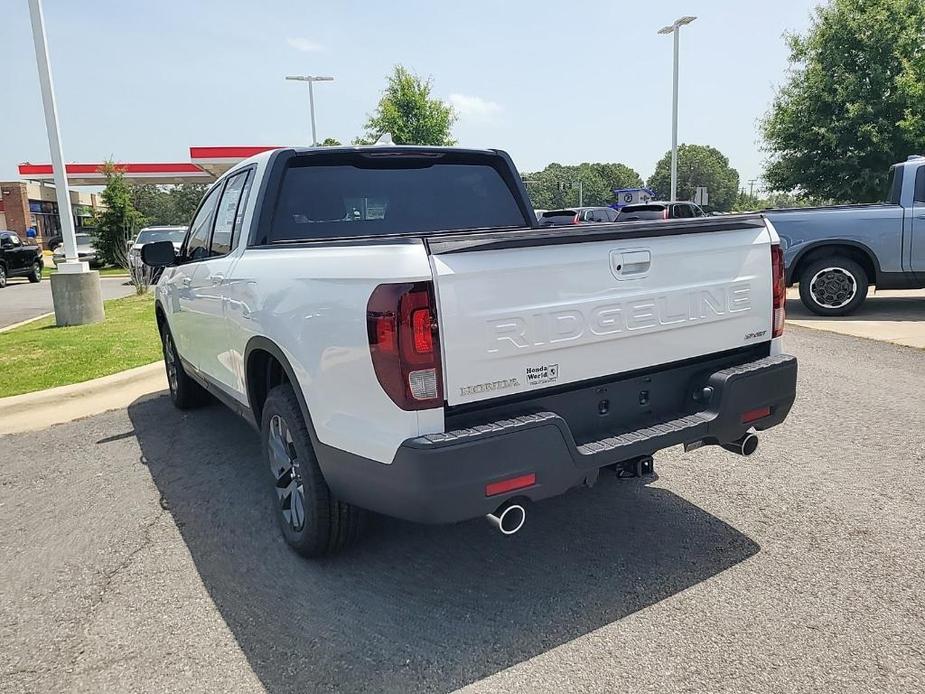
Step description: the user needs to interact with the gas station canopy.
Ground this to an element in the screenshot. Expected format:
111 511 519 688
18 146 279 186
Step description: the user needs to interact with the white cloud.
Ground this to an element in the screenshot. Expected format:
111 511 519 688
448 93 502 123
286 37 324 52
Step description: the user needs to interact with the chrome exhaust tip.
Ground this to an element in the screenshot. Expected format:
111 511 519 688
486 503 526 535
721 432 759 457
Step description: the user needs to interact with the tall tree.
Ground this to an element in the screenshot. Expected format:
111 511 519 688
522 162 643 209
762 0 925 202
357 65 456 145
93 163 146 265
319 137 342 147
167 184 209 224
647 144 740 211
131 183 208 226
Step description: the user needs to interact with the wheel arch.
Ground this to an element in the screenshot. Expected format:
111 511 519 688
243 336 317 437
154 300 168 330
788 241 879 287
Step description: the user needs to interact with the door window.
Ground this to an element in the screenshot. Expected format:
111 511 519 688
914 167 925 204
182 186 221 262
211 171 251 256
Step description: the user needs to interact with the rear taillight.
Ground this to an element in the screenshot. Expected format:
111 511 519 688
367 282 443 410
662 209 668 220
771 244 785 338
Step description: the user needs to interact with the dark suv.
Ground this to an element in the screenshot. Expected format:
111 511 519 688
0 231 44 288
616 201 706 221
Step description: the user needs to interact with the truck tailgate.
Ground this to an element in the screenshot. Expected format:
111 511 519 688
428 218 774 406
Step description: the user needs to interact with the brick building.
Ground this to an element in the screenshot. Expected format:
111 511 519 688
0 181 101 248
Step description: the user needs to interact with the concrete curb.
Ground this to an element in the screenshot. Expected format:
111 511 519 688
0 362 167 436
0 312 54 333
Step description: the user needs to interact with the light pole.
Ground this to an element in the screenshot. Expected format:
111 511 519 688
285 75 334 146
27 0 103 325
658 15 696 202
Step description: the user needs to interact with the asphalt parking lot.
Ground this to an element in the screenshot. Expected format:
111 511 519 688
1 326 924 693
787 288 925 349
0 276 136 329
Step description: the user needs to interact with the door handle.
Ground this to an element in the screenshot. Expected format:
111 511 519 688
181 277 192 287
612 250 652 279
210 273 224 286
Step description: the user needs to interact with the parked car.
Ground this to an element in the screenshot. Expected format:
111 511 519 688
52 233 101 268
538 207 620 225
0 230 44 288
128 226 187 273
616 201 707 221
766 155 925 316
142 145 797 557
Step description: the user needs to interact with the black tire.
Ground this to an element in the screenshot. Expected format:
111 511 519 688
159 324 209 409
28 262 42 283
261 384 367 557
0 265 6 289
798 256 869 317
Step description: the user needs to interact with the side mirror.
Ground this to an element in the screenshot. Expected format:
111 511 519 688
140 240 178 267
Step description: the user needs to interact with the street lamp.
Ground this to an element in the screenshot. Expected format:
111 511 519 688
285 75 334 146
658 15 696 202
27 0 103 325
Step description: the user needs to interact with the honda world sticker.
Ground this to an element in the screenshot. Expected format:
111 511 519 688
526 363 559 386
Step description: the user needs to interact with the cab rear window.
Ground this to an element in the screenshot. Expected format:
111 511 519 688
270 154 527 242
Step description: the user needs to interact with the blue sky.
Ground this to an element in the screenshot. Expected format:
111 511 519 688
1 0 818 191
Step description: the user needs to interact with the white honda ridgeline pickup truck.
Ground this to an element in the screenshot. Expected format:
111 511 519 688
142 145 798 557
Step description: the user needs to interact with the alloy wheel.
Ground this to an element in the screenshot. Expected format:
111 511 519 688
809 267 857 309
163 332 179 394
268 414 306 531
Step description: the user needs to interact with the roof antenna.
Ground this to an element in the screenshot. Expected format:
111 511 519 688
374 133 394 146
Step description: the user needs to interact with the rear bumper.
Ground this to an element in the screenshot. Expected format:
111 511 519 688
320 353 798 524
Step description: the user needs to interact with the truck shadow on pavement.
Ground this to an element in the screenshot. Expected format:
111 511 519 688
128 394 759 694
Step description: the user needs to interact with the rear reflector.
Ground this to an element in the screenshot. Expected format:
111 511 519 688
485 473 536 497
741 406 771 424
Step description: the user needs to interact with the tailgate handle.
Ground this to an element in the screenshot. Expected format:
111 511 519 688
612 250 651 279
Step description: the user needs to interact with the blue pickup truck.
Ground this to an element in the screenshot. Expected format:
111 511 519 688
767 155 925 316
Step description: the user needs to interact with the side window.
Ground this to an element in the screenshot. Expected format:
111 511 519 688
211 171 251 256
606 208 618 221
0 233 9 248
915 168 925 204
182 186 221 262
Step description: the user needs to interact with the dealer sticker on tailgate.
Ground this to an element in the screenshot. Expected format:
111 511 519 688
526 363 559 387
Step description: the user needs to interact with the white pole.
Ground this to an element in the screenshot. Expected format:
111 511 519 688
308 80 317 146
27 0 84 273
670 26 680 203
